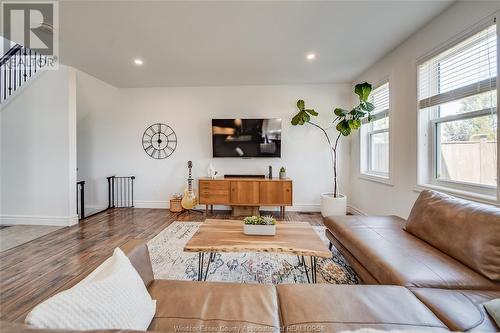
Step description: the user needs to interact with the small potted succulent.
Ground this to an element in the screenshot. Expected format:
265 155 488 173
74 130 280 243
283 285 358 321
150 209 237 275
279 167 286 179
243 215 276 236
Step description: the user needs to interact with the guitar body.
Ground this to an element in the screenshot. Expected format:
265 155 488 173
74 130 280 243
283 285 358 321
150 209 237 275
181 188 197 209
181 161 198 209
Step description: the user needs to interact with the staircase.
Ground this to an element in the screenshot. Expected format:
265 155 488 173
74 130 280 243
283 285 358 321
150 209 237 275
0 43 48 104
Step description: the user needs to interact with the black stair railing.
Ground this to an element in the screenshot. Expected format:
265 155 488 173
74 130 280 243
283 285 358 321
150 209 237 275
0 44 48 104
76 181 85 220
107 176 135 209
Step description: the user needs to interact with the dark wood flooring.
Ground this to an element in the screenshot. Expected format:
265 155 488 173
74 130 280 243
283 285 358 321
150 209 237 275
0 208 324 322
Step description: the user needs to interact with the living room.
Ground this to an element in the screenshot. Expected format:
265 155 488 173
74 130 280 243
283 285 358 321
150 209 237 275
0 1 499 332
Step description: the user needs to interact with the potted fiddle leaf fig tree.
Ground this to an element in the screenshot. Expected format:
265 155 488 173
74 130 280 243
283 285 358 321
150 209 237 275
291 82 374 216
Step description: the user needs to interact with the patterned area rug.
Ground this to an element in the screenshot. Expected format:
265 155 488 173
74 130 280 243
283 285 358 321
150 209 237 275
147 222 360 285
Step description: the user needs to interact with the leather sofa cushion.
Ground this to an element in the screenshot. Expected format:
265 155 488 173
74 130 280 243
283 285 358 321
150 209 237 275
406 190 500 281
147 280 280 332
324 215 499 290
276 284 448 331
409 288 500 332
326 230 378 284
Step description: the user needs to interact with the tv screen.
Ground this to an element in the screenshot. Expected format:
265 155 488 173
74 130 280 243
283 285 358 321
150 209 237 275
212 119 282 158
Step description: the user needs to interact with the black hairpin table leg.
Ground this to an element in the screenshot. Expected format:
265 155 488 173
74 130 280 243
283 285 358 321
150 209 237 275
197 252 214 281
197 252 205 281
301 255 310 283
310 256 317 283
203 252 214 281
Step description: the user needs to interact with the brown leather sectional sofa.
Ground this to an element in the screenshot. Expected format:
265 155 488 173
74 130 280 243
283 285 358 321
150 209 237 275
2 190 499 333
1 239 451 333
325 190 500 331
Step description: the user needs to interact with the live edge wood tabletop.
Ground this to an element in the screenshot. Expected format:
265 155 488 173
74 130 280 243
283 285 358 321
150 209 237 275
184 219 332 258
184 219 329 282
198 177 292 217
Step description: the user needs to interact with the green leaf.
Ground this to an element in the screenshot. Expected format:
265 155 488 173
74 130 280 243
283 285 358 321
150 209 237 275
364 101 375 112
297 100 305 111
356 110 366 118
334 108 349 117
348 119 361 129
291 110 312 126
354 82 372 102
336 119 351 136
303 112 310 123
305 109 318 116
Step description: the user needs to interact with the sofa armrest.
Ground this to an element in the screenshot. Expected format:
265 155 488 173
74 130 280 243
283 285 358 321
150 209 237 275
119 239 154 287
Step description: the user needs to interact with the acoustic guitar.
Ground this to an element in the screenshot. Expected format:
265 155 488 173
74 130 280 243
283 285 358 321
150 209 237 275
181 160 197 209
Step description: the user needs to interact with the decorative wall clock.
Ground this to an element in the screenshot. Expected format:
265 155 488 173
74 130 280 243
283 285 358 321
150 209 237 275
142 123 177 159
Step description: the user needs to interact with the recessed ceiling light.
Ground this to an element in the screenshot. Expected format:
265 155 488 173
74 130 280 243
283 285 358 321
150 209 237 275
306 53 316 61
134 59 144 66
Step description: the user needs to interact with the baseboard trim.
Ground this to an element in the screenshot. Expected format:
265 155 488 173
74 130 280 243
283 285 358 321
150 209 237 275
84 205 108 213
286 204 320 212
114 200 366 216
134 201 168 209
347 205 366 216
134 201 321 212
0 214 79 226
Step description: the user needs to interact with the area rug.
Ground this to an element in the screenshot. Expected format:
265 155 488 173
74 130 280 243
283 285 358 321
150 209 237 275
147 222 360 285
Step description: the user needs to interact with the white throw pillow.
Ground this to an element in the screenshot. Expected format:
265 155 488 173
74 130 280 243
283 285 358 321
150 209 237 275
25 248 156 331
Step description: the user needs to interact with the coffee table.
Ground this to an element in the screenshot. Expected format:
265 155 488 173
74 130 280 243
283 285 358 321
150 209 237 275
183 219 332 283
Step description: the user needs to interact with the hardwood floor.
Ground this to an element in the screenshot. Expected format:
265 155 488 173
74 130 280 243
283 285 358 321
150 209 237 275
0 208 324 322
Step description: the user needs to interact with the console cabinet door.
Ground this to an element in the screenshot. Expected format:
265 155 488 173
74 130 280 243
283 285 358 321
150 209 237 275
230 181 260 205
199 180 230 204
259 181 292 205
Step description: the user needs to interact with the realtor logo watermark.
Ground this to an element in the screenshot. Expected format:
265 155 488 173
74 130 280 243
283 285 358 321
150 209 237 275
1 1 59 69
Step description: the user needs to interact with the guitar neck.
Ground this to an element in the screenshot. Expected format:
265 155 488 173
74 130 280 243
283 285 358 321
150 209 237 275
187 167 193 192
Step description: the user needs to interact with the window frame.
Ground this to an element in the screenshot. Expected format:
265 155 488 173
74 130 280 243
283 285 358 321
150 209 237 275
431 107 497 190
367 111 390 176
416 15 499 204
359 80 393 185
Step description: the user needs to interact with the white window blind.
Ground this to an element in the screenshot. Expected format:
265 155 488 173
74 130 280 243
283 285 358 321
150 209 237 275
419 24 497 109
371 82 390 115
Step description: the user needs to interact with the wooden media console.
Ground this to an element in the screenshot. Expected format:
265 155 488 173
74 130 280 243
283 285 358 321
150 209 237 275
198 177 293 217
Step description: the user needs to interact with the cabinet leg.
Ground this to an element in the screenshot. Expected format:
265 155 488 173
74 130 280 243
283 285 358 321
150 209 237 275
210 205 214 213
205 205 208 216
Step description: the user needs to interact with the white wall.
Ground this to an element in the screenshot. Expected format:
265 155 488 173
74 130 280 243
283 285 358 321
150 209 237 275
0 66 78 226
350 1 500 218
76 72 352 211
76 71 119 213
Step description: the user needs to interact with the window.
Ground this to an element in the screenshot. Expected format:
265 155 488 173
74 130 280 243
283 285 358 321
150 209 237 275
360 82 391 180
418 22 498 200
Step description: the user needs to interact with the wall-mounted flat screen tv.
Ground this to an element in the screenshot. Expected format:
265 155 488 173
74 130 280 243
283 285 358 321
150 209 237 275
212 118 282 158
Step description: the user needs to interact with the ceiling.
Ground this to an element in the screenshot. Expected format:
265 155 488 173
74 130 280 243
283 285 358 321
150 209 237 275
59 1 454 88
